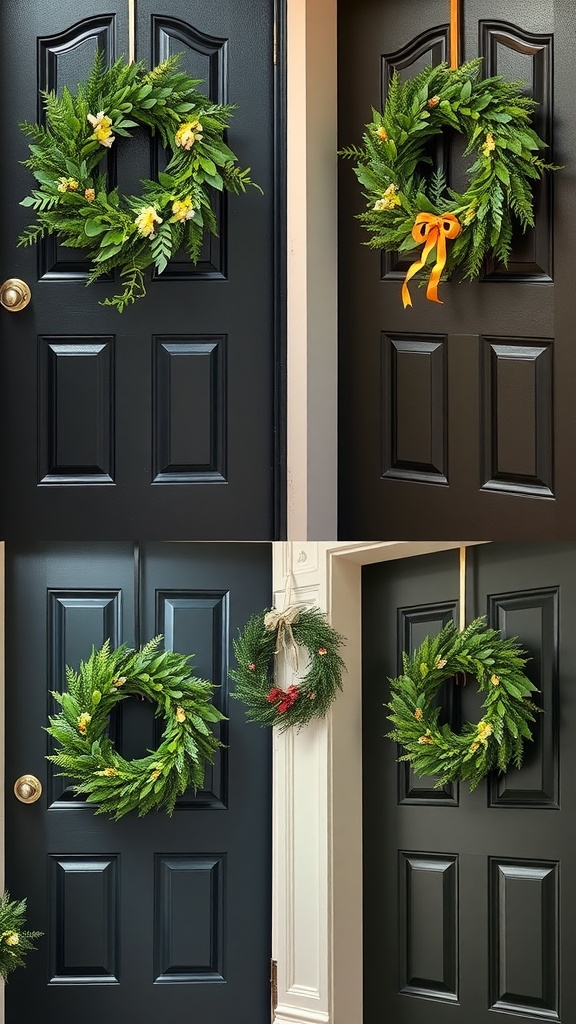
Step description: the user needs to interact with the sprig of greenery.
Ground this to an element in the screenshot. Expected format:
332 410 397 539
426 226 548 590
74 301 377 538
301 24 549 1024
341 60 558 288
386 617 540 790
0 893 42 981
46 637 226 819
230 607 346 730
19 52 261 311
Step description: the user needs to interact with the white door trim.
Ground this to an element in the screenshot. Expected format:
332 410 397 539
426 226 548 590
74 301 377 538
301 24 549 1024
272 541 487 1024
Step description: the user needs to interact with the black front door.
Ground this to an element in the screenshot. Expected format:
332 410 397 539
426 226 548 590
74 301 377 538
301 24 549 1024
339 0 576 539
0 1 282 539
5 541 271 1024
362 543 576 1022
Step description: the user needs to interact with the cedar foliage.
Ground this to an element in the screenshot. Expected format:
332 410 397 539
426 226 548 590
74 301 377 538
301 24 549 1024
0 893 42 981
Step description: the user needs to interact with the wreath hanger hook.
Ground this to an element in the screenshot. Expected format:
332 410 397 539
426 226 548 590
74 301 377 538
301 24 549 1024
450 0 461 69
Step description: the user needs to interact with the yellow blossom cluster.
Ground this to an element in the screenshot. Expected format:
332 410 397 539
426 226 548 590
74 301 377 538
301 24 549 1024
418 733 434 745
481 132 496 157
374 125 388 141
77 712 92 734
134 206 163 239
1 932 19 946
171 196 195 222
413 707 424 722
58 177 79 193
477 720 493 742
176 706 186 723
175 119 203 150
84 188 96 202
373 182 401 212
113 676 126 687
490 674 500 686
435 656 447 669
87 111 115 148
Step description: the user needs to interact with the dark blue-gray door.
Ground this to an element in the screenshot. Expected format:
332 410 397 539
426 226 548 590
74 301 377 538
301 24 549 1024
362 543 575 1022
5 542 271 1024
0 0 282 539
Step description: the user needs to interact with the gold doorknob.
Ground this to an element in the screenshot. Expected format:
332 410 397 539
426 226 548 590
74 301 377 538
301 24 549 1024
14 775 42 804
0 278 31 312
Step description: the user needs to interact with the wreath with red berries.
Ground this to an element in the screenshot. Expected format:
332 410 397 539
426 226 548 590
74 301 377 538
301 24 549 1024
230 606 346 729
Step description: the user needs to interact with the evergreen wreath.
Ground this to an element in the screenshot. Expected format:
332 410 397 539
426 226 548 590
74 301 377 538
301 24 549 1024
46 637 225 819
0 892 42 982
340 59 557 306
230 606 346 729
386 617 540 789
19 51 260 311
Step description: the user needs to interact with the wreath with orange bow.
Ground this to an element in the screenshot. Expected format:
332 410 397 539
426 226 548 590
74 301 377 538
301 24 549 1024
340 59 557 306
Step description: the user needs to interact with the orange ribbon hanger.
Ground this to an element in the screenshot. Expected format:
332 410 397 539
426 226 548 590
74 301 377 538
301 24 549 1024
401 212 462 308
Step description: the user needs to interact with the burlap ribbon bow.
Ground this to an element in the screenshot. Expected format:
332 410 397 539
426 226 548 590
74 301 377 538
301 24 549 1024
264 605 301 672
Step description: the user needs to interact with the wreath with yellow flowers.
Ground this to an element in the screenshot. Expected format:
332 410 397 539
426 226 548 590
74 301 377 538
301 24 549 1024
46 637 225 819
386 618 540 789
18 51 260 311
0 892 42 982
340 59 557 307
230 606 346 730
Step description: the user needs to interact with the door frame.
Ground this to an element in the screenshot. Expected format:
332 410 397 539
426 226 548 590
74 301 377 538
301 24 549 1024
271 540 487 1024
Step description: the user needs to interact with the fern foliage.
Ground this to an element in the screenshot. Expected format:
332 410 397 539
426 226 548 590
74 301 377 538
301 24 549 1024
0 892 42 981
19 51 260 311
46 637 225 819
340 60 558 298
386 617 540 790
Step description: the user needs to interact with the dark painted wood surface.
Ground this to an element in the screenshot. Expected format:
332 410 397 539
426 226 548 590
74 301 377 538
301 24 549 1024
0 1 281 539
362 543 576 1022
339 0 576 539
5 542 271 1024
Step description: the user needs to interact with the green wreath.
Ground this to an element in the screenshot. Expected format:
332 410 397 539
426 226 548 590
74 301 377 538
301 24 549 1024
340 59 556 307
386 617 539 789
19 51 260 311
0 892 42 982
230 606 346 729
46 637 225 819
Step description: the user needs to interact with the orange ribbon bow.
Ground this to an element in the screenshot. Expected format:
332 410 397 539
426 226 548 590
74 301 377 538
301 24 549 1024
402 212 462 308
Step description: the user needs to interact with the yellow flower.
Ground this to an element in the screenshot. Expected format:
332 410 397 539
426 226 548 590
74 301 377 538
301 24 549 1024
373 183 401 212
78 712 92 734
171 196 195 222
57 177 79 193
414 707 424 722
175 119 203 150
113 676 127 687
470 741 480 753
481 132 496 157
103 767 117 777
150 769 162 781
491 674 500 686
176 706 186 723
87 111 115 148
375 126 388 141
3 932 19 946
477 720 494 742
435 657 447 669
418 734 434 745
427 95 440 109
84 187 96 202
134 206 163 239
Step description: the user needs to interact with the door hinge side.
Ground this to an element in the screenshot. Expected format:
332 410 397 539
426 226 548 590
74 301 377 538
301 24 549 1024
273 22 278 65
270 958 278 1016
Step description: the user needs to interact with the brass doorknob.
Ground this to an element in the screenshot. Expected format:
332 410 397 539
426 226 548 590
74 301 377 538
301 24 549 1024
0 278 31 312
14 774 42 804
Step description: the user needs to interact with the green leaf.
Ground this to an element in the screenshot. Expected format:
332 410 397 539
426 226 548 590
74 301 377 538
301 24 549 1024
84 219 107 237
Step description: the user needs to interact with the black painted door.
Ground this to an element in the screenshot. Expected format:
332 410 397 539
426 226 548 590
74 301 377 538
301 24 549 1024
0 1 281 539
362 543 576 1023
339 0 576 539
5 542 271 1024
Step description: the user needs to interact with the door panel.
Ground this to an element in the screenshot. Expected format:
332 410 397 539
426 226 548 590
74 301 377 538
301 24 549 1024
0 1 281 539
338 0 576 538
362 544 576 1023
5 542 271 1024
